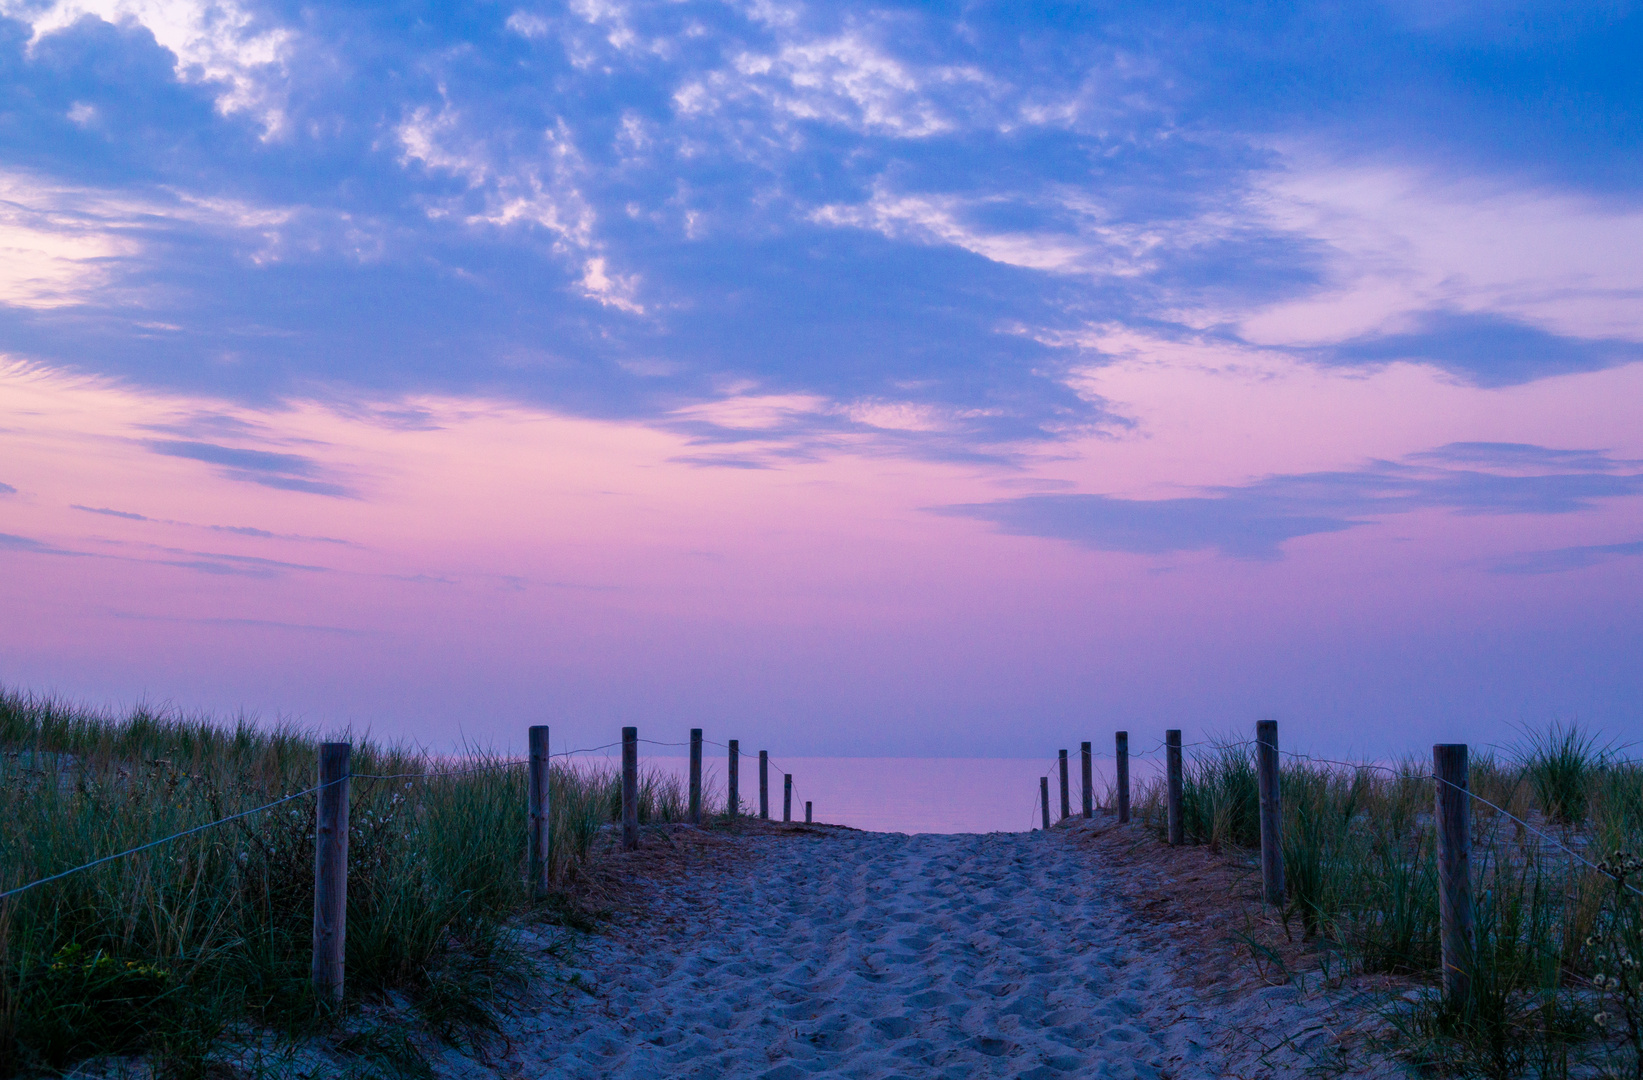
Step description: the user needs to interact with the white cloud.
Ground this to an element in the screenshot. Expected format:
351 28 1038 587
812 183 1162 278
675 29 998 139
0 179 140 308
398 107 645 312
1243 157 1643 346
0 169 341 307
0 0 293 132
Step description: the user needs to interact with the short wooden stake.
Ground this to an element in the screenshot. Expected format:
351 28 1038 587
783 774 792 822
527 725 550 899
1435 743 1474 1003
1080 741 1093 819
759 750 770 820
805 800 812 824
728 740 740 816
621 726 639 851
1039 776 1051 831
1116 731 1130 824
1256 719 1284 906
312 742 350 1004
1058 749 1070 821
688 728 703 825
1165 729 1183 846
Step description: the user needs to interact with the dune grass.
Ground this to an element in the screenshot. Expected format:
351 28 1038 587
1133 729 1643 1078
0 689 715 1078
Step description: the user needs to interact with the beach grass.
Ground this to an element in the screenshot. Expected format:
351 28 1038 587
0 688 713 1077
1134 727 1643 1078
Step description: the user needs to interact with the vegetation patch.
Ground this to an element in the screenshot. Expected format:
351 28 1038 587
0 688 714 1078
1133 727 1643 1078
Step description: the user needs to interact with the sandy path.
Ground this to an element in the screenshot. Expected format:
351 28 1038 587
440 828 1394 1080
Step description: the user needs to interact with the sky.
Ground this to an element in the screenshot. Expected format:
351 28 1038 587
1 0 1640 760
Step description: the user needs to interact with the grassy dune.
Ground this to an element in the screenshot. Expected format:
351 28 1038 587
1133 726 1643 1078
0 689 712 1078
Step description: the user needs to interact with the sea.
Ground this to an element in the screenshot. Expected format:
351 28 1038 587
571 754 1162 835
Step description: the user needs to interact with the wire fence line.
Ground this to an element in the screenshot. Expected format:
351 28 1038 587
0 781 330 902
1040 731 1643 896
0 729 818 906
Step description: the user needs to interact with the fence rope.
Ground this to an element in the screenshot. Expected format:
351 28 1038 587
1427 769 1643 899
1230 742 1643 899
0 782 326 902
354 758 526 781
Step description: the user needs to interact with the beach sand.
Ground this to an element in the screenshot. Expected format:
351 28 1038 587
435 820 1400 1079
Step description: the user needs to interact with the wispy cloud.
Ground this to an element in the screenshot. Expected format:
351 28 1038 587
151 549 328 577
143 439 354 498
109 612 364 635
1486 540 1643 576
71 503 149 520
1314 310 1643 388
69 502 354 543
0 531 85 555
934 442 1643 559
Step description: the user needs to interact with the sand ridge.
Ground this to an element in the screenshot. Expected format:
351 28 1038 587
436 826 1397 1079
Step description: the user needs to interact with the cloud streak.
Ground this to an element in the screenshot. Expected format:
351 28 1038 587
143 439 354 497
935 443 1643 559
1487 540 1643 576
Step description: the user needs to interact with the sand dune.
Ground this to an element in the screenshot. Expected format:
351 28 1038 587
436 824 1397 1079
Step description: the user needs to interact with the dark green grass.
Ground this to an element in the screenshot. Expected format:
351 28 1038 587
0 688 710 1077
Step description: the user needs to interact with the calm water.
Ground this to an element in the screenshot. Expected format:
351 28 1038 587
575 754 1164 834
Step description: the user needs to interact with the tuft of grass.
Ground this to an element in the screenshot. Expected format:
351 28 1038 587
1521 722 1606 827
0 687 710 1077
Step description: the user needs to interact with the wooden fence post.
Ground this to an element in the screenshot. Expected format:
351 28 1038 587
1116 731 1130 824
1166 729 1184 846
688 728 703 825
1058 749 1070 821
728 740 739 817
527 725 550 899
622 726 639 851
783 774 792 822
1435 743 1474 1002
1256 719 1284 906
312 742 350 1004
805 801 812 824
1080 741 1093 819
1040 776 1051 831
759 751 770 820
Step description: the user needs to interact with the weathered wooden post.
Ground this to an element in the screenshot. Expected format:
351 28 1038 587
1080 741 1093 819
1058 749 1070 821
1255 720 1284 906
312 742 350 1003
759 751 770 820
805 801 812 824
783 774 792 822
1435 743 1474 1002
728 739 740 817
527 725 550 898
1116 731 1130 823
621 726 639 851
1166 729 1184 846
688 728 703 825
1039 776 1051 831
